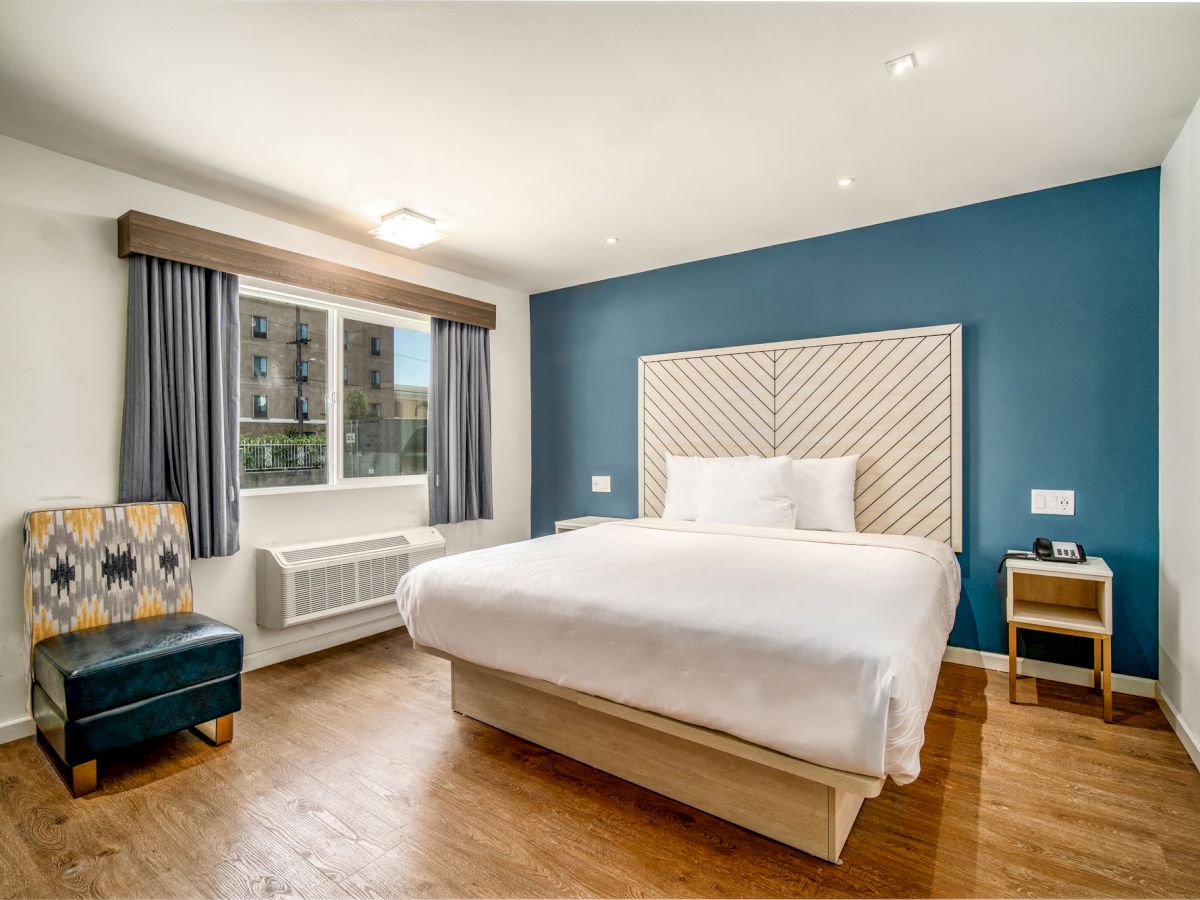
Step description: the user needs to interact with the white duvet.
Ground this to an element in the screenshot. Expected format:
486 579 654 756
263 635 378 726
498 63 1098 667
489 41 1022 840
396 519 960 784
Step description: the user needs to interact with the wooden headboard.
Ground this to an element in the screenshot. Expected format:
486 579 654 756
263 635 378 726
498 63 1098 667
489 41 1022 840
637 323 963 551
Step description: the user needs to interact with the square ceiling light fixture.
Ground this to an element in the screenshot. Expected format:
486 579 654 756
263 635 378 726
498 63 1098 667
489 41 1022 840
370 208 446 250
884 53 917 78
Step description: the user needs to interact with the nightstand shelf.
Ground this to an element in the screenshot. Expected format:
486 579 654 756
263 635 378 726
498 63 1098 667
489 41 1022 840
1010 599 1106 634
1004 555 1114 721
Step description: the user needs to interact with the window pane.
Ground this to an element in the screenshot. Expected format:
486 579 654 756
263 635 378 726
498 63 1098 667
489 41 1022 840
239 295 328 489
343 317 429 478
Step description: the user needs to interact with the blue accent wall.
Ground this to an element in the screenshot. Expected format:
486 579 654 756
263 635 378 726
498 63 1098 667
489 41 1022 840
530 170 1160 679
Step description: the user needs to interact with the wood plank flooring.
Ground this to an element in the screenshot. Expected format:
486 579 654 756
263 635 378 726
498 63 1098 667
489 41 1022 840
1 628 1198 898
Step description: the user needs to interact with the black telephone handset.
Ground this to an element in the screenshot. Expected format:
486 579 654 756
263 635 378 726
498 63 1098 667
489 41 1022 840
1033 537 1087 563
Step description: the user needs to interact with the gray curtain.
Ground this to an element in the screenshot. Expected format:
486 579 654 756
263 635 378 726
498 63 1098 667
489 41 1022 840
118 255 241 558
428 318 493 525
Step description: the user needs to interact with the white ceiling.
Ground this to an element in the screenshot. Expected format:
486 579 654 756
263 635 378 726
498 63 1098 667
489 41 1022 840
2 2 1199 294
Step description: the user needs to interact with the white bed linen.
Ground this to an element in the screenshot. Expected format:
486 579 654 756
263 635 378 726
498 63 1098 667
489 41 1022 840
396 519 960 783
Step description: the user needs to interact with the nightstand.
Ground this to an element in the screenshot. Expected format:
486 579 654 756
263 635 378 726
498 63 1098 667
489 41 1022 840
554 516 626 534
1004 555 1114 721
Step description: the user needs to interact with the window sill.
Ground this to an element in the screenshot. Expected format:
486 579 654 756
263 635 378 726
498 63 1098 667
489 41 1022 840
241 474 427 498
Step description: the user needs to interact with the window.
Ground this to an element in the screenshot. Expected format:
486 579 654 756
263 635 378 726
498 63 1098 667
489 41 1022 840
239 287 429 492
343 314 429 479
239 293 328 490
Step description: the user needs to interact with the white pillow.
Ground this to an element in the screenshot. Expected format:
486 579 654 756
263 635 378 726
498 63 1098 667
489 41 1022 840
695 456 796 529
662 454 759 520
789 454 859 532
662 454 702 520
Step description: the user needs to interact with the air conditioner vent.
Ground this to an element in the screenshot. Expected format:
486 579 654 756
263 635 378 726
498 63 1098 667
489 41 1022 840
280 533 412 564
257 527 444 629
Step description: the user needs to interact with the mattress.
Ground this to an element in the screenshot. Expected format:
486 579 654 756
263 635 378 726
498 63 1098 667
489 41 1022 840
396 518 960 783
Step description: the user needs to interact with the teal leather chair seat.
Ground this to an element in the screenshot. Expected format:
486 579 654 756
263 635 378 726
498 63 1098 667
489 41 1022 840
33 613 242 719
32 613 242 780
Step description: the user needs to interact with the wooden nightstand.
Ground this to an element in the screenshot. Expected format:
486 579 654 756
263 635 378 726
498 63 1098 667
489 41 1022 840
554 516 626 534
1004 555 1114 721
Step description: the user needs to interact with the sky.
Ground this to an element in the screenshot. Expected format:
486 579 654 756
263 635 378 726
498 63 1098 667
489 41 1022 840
394 327 430 387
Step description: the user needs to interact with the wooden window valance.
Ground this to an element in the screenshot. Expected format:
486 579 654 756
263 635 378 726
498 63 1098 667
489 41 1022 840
117 210 496 330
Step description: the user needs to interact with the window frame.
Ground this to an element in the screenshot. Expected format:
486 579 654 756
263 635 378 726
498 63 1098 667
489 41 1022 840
238 283 432 497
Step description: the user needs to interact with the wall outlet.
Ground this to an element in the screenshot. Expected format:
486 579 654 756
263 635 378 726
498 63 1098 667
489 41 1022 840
591 475 612 493
1031 489 1075 516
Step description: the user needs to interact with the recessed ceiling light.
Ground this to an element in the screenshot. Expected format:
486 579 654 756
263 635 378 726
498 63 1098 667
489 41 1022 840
837 177 856 188
605 236 620 245
370 208 445 250
884 53 917 78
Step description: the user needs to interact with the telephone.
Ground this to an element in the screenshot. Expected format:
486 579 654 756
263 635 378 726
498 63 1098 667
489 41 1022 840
1033 537 1087 563
998 538 1087 572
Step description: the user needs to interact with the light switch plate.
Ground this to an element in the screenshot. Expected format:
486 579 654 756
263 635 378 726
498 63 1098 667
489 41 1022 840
591 475 611 493
1031 489 1074 516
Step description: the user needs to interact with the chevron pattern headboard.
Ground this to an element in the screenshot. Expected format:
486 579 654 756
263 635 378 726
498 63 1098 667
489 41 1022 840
637 323 963 550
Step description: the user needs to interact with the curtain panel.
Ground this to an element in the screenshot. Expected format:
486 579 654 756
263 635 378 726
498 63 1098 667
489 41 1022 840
428 318 493 525
118 255 241 558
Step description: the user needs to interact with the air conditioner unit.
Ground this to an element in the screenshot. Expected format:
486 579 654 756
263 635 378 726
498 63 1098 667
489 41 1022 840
257 527 445 629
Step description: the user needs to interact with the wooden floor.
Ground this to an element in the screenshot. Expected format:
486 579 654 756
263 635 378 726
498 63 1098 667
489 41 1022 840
1 630 1199 899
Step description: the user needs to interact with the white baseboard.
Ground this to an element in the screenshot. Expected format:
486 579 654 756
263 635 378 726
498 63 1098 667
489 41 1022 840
943 645 1157 698
1156 686 1200 773
0 714 35 746
243 612 405 673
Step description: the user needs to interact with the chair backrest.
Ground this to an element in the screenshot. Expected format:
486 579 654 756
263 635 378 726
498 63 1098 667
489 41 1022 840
23 502 194 659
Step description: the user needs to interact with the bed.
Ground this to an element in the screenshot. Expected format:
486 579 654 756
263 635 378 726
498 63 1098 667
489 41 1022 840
398 519 959 860
398 324 963 862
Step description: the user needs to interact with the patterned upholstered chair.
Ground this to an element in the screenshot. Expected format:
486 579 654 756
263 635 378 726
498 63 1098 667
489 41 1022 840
23 502 243 796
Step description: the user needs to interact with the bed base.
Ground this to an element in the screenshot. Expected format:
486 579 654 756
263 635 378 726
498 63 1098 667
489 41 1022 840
424 648 883 863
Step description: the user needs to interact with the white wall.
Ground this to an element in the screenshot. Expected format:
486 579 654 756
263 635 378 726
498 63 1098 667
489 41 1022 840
1160 96 1200 771
0 136 530 740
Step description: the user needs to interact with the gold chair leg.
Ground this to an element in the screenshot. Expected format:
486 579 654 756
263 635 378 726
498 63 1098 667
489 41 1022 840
193 714 234 746
70 760 97 797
